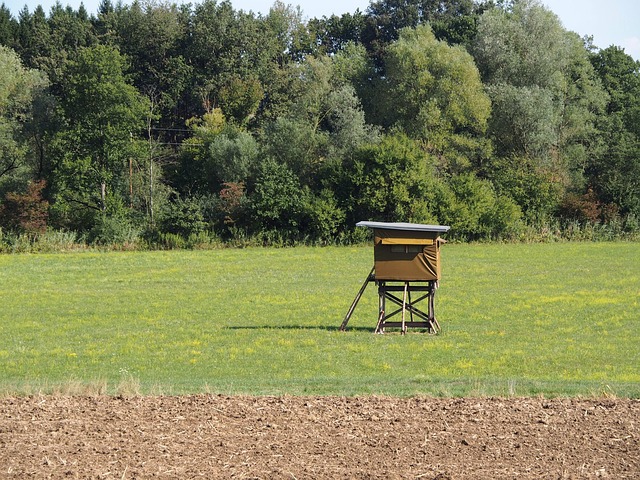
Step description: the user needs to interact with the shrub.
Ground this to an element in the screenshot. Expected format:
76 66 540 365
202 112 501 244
558 188 602 223
159 196 208 238
158 232 186 250
0 180 49 234
217 182 248 234
486 155 563 222
303 189 346 244
187 231 223 249
32 230 83 253
248 159 305 239
480 195 524 239
87 214 142 247
341 133 440 224
437 173 523 240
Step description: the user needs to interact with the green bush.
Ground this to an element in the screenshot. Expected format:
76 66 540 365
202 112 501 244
248 159 306 239
87 214 142 247
480 195 524 239
0 230 30 253
302 189 346 244
486 155 563 223
159 196 208 238
437 173 523 240
158 232 186 249
32 230 83 252
341 133 440 224
187 231 223 249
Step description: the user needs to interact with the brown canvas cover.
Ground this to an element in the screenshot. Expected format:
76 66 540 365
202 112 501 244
355 222 450 282
374 231 443 281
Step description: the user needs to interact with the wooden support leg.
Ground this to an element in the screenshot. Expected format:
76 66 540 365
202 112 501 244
401 282 408 334
375 308 385 334
340 266 375 331
408 287 414 324
428 281 440 333
375 282 386 334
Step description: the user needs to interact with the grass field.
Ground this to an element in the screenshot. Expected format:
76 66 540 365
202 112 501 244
0 243 638 397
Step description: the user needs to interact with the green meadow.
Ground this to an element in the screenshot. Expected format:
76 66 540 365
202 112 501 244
0 243 638 397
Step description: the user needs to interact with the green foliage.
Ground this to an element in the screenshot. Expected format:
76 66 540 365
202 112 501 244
341 132 440 224
0 0 636 244
382 25 490 172
185 0 284 120
261 53 379 187
158 195 208 238
472 0 607 209
437 172 522 239
486 83 557 158
173 110 226 194
485 155 564 222
325 85 380 157
103 0 189 118
0 45 48 195
588 47 640 217
302 188 346 244
472 0 569 89
37 3 96 89
384 25 490 135
363 0 483 66
218 75 264 124
248 158 305 238
175 110 260 196
590 121 640 217
308 11 366 56
261 116 327 182
0 5 18 48
87 212 142 247
154 230 221 250
207 125 260 184
51 44 151 224
555 33 607 169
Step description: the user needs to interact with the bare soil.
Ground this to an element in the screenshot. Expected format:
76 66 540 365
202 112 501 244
1 395 638 479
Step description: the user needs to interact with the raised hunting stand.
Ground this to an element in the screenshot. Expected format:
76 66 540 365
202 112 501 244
340 221 450 334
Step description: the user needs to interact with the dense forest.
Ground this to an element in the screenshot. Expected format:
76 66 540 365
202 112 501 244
0 0 639 248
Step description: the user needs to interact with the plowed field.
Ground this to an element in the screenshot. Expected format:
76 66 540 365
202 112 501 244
1 396 638 479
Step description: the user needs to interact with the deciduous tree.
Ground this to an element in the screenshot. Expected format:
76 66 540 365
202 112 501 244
382 25 491 172
51 44 150 228
588 46 640 217
0 45 48 196
472 0 607 216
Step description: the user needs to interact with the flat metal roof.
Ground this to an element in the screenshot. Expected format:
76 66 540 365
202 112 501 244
356 221 450 233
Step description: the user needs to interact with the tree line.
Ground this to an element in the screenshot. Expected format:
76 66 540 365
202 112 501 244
0 0 639 247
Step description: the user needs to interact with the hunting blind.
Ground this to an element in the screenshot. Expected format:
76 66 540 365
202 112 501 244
340 221 450 334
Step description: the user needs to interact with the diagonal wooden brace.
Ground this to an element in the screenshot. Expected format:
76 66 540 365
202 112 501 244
340 266 375 331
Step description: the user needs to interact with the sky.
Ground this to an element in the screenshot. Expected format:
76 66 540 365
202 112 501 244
3 0 639 60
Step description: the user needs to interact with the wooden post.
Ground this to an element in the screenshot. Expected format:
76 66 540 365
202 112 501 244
401 282 408 334
429 281 440 332
375 281 386 334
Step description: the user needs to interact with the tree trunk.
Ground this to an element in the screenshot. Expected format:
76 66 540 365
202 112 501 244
101 181 106 212
149 158 154 226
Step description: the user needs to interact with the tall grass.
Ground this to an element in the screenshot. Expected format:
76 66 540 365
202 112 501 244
0 243 638 397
